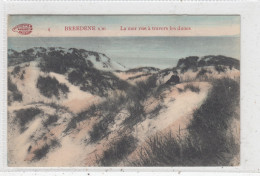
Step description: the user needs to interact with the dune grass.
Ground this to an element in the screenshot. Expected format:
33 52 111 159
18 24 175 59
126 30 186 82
133 78 239 166
183 84 200 93
37 75 69 99
15 107 42 132
99 135 137 166
33 138 61 161
8 76 23 104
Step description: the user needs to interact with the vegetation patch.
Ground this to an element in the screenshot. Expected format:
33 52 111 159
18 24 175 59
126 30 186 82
88 96 127 142
89 120 110 143
183 84 200 93
196 68 208 78
15 107 42 131
127 73 151 80
68 68 129 97
132 133 183 166
33 138 61 161
125 67 159 73
129 75 157 101
43 115 58 127
39 49 91 74
177 56 199 73
215 65 227 73
149 104 165 118
8 48 36 66
122 76 157 126
99 135 137 166
11 66 21 76
8 76 23 104
187 78 239 165
134 78 239 166
37 75 69 99
122 102 145 127
66 75 156 135
177 55 239 71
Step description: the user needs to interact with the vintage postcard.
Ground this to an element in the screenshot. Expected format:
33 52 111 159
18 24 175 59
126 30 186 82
7 15 240 167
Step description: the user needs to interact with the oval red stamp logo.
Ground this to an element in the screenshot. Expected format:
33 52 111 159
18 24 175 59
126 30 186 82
12 23 33 35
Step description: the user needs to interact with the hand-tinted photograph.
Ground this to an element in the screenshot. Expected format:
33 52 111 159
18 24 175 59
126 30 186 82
7 15 240 167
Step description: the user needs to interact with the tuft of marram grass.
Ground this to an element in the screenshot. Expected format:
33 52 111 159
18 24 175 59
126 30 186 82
99 135 137 166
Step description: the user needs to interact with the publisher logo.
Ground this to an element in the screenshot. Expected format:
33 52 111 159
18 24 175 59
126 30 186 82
12 23 33 35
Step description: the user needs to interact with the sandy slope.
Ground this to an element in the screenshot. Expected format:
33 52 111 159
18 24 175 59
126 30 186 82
7 55 240 166
133 82 211 143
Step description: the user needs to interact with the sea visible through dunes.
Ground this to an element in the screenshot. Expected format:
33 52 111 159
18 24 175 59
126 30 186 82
8 36 240 69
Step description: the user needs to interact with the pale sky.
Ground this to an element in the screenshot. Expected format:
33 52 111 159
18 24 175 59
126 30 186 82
8 15 240 37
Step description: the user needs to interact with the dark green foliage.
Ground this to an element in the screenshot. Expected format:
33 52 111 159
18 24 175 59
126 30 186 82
177 56 199 68
8 49 19 58
84 76 156 139
132 133 183 166
20 70 25 80
165 75 180 85
99 135 137 166
67 70 83 86
11 66 21 75
89 120 110 143
134 78 240 166
74 104 98 123
10 47 130 97
132 75 157 101
11 92 23 103
121 76 157 126
177 56 199 73
68 68 129 97
127 73 151 80
8 48 38 66
154 83 172 97
64 119 77 133
188 78 239 165
149 104 165 118
11 66 26 80
8 76 19 92
64 104 99 133
88 95 127 142
177 87 184 93
43 115 58 127
39 49 91 74
183 84 200 93
8 76 23 104
37 76 69 99
85 77 158 142
98 95 127 113
125 67 160 73
33 138 61 161
21 48 35 59
177 55 240 73
33 144 50 161
196 68 208 78
215 65 226 73
15 108 42 131
204 55 240 70
122 102 145 127
65 95 127 136
133 132 206 166
39 52 67 74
